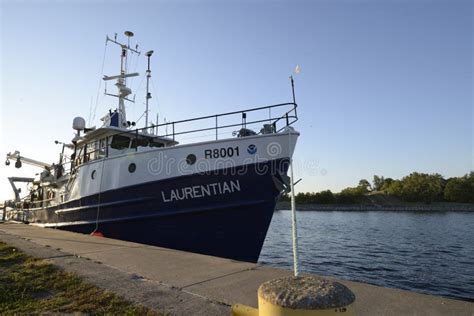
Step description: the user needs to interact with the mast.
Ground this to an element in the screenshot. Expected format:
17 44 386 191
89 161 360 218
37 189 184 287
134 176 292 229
103 31 140 128
145 50 154 132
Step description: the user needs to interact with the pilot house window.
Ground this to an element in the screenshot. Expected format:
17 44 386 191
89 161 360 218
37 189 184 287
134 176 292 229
131 138 149 149
110 135 130 150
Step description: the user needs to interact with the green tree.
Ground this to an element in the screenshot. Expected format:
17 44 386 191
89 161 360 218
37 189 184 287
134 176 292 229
282 172 474 206
386 180 403 196
295 192 308 203
358 179 372 192
336 185 367 204
314 190 336 204
380 178 394 192
390 172 443 203
444 173 474 203
373 175 385 191
336 191 357 204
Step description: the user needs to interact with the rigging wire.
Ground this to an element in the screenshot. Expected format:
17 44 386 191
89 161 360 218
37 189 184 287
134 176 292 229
127 80 146 125
87 97 93 126
91 40 108 124
134 75 146 101
134 108 146 124
128 49 140 88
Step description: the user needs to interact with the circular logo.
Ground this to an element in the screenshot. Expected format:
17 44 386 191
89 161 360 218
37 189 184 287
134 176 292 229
247 144 257 155
266 142 282 157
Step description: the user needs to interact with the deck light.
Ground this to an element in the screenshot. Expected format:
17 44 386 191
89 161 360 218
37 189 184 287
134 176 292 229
15 158 22 168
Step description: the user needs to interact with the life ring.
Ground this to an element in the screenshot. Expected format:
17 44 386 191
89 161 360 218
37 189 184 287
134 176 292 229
47 191 54 200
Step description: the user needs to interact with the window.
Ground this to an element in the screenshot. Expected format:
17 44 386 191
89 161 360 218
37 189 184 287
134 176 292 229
186 154 196 165
149 139 164 148
130 137 164 149
110 135 130 150
98 138 107 158
131 138 149 149
75 146 84 165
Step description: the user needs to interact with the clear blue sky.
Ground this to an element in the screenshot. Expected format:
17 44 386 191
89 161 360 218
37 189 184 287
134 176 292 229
0 0 472 200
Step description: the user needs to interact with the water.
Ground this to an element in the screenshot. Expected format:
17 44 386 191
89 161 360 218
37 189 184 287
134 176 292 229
259 210 474 302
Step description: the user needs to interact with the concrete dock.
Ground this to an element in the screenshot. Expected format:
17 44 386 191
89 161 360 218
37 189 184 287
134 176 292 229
0 222 472 315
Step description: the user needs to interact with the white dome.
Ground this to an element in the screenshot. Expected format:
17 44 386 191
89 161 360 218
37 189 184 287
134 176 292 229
72 117 86 131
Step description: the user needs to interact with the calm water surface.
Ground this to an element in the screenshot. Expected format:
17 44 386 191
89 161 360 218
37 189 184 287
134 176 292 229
259 210 474 302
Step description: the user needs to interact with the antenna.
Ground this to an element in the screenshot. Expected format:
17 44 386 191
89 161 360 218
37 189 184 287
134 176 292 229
290 65 301 104
103 31 141 128
105 31 141 69
145 50 154 132
290 76 296 104
124 31 134 75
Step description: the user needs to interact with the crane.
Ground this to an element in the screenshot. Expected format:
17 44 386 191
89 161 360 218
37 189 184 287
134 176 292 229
5 151 52 170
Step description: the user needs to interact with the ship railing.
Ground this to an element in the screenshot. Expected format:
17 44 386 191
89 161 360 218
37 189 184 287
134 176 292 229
58 156 72 175
9 190 61 215
122 101 298 144
2 195 31 222
26 197 57 209
74 102 297 166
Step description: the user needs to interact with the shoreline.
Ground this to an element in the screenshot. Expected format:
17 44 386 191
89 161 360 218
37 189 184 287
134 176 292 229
276 201 474 212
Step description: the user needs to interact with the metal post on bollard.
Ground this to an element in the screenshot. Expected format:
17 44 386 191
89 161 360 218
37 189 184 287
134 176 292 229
231 70 356 316
231 276 356 316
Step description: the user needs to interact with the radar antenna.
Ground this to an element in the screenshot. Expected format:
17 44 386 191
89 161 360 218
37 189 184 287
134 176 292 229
103 31 141 128
145 50 154 133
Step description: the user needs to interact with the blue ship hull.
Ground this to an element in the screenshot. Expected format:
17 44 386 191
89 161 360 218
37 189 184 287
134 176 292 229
29 159 289 262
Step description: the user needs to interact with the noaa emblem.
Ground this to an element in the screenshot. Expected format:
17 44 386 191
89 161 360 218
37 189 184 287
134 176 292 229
247 144 257 154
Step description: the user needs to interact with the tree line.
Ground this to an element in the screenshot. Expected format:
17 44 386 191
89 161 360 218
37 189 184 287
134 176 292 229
281 172 474 204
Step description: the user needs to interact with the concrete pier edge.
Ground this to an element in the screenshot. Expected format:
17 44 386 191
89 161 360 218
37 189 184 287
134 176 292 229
0 223 473 316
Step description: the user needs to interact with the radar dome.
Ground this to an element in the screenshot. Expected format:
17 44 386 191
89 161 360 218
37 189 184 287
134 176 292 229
72 117 86 131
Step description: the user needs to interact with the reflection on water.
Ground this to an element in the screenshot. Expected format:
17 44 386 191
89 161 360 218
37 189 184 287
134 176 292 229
260 210 474 302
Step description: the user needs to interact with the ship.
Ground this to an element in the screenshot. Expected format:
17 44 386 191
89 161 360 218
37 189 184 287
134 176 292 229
3 31 299 263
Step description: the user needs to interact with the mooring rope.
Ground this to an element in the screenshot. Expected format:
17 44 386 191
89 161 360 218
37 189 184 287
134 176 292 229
92 157 106 234
288 127 300 277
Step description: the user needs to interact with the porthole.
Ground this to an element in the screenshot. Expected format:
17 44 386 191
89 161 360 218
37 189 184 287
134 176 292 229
91 170 96 179
128 163 136 173
186 154 196 165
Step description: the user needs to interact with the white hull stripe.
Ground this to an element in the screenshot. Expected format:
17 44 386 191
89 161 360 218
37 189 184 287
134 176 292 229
30 199 266 227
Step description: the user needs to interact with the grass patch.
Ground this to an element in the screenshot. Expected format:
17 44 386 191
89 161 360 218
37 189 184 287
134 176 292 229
0 242 162 315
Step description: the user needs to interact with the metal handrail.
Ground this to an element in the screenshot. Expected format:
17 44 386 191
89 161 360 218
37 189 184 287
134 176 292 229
116 102 298 141
71 102 298 166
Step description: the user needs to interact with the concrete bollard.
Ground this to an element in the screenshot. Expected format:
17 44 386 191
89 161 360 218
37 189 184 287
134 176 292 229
231 276 356 316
